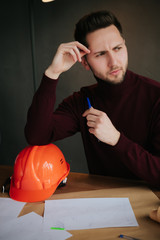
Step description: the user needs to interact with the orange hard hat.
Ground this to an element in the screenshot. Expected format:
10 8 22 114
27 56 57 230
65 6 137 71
9 144 70 202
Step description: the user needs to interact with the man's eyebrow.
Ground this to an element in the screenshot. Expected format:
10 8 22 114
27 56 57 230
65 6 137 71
113 42 124 48
93 50 106 55
93 42 124 55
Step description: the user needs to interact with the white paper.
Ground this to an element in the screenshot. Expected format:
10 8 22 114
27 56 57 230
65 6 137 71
0 198 72 240
0 197 25 217
44 198 138 230
0 212 72 240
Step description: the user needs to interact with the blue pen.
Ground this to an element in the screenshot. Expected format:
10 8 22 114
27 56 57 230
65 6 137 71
86 97 100 142
87 97 92 109
119 234 141 240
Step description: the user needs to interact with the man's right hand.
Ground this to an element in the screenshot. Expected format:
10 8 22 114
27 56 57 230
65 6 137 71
45 41 90 79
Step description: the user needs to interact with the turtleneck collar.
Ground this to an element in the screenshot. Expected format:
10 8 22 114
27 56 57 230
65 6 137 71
95 70 137 97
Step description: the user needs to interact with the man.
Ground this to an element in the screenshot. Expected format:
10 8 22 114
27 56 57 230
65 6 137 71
25 10 160 186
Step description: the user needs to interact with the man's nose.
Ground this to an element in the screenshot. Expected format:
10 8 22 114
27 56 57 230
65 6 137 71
107 52 117 67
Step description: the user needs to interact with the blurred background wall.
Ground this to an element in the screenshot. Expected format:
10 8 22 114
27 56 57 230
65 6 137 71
0 0 160 173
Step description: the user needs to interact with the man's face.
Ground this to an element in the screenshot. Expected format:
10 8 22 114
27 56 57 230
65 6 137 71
83 25 128 84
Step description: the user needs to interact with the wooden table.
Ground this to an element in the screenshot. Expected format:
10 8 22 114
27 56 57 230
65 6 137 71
0 165 160 240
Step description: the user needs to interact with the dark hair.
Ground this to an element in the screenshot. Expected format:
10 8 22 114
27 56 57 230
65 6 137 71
74 10 123 47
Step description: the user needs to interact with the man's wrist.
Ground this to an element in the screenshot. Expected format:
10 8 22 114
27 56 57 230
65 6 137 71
45 67 60 80
111 131 120 146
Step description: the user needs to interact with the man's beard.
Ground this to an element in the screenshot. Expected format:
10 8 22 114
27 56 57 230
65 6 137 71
87 61 128 85
102 66 127 85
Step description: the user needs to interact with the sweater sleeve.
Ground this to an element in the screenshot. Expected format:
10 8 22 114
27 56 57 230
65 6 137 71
25 74 80 145
114 132 160 187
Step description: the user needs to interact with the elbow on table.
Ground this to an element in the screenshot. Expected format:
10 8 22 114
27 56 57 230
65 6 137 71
147 174 160 188
24 128 52 146
26 136 51 146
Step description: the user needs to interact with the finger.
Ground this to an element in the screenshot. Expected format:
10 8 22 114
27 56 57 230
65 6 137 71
79 49 90 59
60 42 90 55
66 49 78 62
60 42 90 62
64 47 81 63
65 45 83 63
87 120 96 128
82 107 93 117
82 107 101 117
86 114 98 122
75 41 90 54
72 44 90 62
72 46 83 62
89 107 103 115
88 127 95 135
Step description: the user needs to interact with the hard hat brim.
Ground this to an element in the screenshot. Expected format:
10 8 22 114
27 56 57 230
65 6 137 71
9 162 70 203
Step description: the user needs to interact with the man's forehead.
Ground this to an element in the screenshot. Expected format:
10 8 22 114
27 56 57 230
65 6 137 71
86 25 123 50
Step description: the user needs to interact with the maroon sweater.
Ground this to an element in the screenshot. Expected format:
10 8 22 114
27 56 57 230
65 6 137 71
25 70 160 186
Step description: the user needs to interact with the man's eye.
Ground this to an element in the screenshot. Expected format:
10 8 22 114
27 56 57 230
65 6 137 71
96 52 105 57
114 46 122 51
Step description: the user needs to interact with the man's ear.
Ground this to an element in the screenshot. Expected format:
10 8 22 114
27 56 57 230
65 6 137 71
81 57 90 70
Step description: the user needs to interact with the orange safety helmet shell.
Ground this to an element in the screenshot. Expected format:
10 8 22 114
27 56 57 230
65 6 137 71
9 144 70 202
